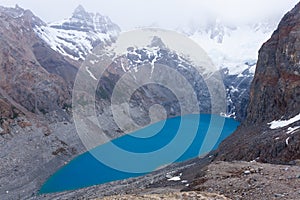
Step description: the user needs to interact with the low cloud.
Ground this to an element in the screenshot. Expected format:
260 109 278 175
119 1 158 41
0 0 298 30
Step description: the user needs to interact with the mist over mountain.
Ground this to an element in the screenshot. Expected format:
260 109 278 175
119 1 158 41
1 0 298 30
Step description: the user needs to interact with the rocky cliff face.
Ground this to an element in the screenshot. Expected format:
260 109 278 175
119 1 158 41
246 5 300 124
215 3 300 164
0 5 76 125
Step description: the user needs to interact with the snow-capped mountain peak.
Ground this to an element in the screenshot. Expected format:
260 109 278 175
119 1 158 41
73 4 85 14
50 5 119 36
34 5 120 61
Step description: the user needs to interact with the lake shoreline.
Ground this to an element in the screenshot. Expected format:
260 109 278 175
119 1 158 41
32 154 213 199
40 114 239 193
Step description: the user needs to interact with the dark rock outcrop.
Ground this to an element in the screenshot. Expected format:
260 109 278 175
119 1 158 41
246 4 300 124
215 3 300 164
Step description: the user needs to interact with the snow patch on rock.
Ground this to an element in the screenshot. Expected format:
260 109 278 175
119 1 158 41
268 113 300 129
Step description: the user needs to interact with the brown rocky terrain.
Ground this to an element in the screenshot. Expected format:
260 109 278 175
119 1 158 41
214 2 300 164
100 191 230 200
0 5 76 122
184 161 300 200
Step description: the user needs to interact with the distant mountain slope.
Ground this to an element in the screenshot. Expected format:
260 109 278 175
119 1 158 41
33 5 282 120
215 3 300 164
84 35 222 139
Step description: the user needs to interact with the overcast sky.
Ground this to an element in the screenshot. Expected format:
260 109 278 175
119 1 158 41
0 0 299 30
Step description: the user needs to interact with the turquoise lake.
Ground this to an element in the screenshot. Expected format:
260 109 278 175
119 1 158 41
40 114 239 193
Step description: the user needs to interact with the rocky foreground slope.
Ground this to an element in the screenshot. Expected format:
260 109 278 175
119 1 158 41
100 191 230 200
35 159 300 200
